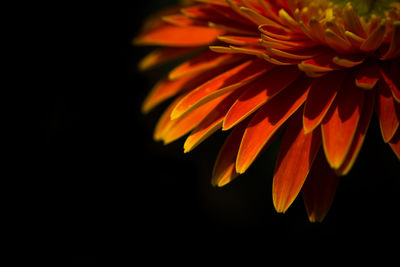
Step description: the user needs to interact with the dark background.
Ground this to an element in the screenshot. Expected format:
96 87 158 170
41 1 399 264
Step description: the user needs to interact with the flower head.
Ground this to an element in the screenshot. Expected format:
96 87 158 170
135 0 400 222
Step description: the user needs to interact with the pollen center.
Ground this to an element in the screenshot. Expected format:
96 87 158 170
331 0 398 17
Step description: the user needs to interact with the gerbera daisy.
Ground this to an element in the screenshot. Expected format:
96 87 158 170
134 0 400 222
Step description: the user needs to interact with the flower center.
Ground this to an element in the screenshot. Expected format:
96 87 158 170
331 0 398 17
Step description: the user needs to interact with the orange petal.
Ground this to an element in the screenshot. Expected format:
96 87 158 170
380 61 400 103
302 150 339 223
360 21 386 52
298 53 342 72
162 90 238 144
321 75 364 169
162 14 196 26
236 75 311 174
337 89 375 175
183 88 244 152
211 119 249 187
389 128 400 160
142 65 231 113
223 65 300 130
381 21 400 60
133 23 223 47
171 59 268 119
273 111 322 213
169 50 245 80
332 54 366 68
303 71 347 133
355 60 380 89
138 47 198 71
376 80 400 143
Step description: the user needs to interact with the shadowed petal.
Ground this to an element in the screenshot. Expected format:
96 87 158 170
223 65 300 130
171 59 268 119
138 47 198 71
303 71 347 133
380 61 400 103
133 23 224 47
273 111 322 213
236 75 311 174
302 150 339 223
355 60 380 89
337 90 375 175
211 119 249 187
376 80 400 143
389 128 400 160
298 53 342 72
322 74 364 169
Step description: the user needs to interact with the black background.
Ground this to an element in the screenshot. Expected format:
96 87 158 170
41 1 400 264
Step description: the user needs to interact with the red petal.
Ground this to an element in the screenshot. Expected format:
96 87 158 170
380 61 400 103
133 23 223 47
355 60 380 89
376 80 400 143
303 71 347 133
211 119 249 187
223 65 300 130
168 51 245 80
322 74 364 169
389 128 400 160
337 90 375 175
236 75 311 174
273 111 322 213
302 150 339 222
171 59 268 119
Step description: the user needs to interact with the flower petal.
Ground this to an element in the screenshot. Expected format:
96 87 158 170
138 47 198 71
223 65 301 130
236 75 311 174
376 80 400 143
389 128 400 160
273 111 322 213
211 119 249 187
380 61 400 103
169 50 245 80
302 150 339 223
321 75 364 169
360 21 386 52
183 88 244 152
303 71 347 133
171 59 268 119
355 60 380 90
298 53 342 72
133 23 224 47
337 90 375 175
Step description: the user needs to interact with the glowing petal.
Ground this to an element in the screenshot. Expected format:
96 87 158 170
171 59 267 119
337 90 375 175
223 65 301 130
134 24 223 47
376 80 400 143
273 112 321 214
236 75 310 174
183 88 244 152
303 71 347 133
355 60 380 90
302 150 339 223
322 75 364 169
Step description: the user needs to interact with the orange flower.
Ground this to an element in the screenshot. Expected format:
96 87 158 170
135 0 400 222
